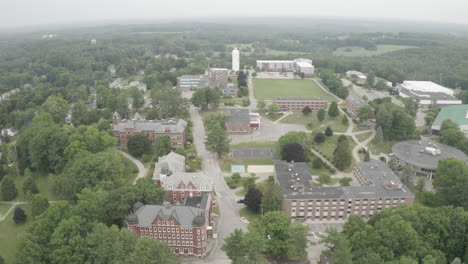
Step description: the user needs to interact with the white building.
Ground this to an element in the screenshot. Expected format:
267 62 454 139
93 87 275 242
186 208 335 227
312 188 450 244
399 81 461 107
256 58 314 77
346 71 367 85
232 48 240 72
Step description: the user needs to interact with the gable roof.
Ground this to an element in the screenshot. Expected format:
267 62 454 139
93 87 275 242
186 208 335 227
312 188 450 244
134 204 206 228
153 152 186 181
224 108 250 124
432 104 468 128
163 172 213 191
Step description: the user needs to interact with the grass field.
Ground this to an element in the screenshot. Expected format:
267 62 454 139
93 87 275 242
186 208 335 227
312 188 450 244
368 140 395 155
311 135 357 162
0 204 32 263
239 207 261 222
253 79 336 101
280 111 348 133
356 132 373 142
333 45 417 57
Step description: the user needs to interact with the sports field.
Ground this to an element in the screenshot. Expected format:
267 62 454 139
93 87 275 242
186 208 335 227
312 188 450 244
333 45 417 57
253 79 335 101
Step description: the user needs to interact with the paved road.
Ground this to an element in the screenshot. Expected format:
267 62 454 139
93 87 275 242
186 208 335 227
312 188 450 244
342 78 404 107
119 150 149 184
189 106 247 264
247 71 257 111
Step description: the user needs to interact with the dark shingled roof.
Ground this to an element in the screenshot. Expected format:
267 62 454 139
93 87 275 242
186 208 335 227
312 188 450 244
224 108 250 124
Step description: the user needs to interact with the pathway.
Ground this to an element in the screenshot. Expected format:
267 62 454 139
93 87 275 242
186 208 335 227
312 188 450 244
0 200 66 222
118 150 149 184
273 111 293 124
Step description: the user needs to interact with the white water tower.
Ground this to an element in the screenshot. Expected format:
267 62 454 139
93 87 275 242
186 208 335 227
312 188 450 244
232 48 240 72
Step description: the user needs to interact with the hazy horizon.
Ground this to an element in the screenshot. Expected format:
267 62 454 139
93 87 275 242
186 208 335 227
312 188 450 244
2 0 468 30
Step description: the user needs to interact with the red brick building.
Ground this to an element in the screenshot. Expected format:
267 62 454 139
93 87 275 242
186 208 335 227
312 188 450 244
112 112 188 148
127 202 209 257
224 108 251 134
207 68 228 88
272 97 328 111
346 93 374 120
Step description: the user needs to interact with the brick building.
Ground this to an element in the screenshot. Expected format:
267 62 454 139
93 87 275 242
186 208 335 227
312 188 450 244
127 202 209 257
274 160 414 222
112 112 187 148
153 152 215 225
207 68 228 88
272 97 328 111
224 108 251 134
346 93 373 119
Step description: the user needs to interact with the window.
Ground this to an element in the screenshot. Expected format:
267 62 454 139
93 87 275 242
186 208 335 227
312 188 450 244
176 228 180 233
172 228 175 232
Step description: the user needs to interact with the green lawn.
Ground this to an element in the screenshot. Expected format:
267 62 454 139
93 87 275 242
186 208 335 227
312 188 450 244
231 141 276 149
0 204 33 264
333 45 418 57
368 140 395 155
253 79 335 101
221 158 275 173
281 111 348 133
356 132 373 143
311 135 357 162
239 207 261 222
0 203 13 217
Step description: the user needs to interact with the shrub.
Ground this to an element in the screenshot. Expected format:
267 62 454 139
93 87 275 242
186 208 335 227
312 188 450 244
312 158 323 169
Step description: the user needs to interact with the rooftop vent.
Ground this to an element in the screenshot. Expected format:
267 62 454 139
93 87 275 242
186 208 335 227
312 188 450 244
425 147 441 156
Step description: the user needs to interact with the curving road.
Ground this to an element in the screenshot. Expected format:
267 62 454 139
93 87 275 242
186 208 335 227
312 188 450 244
119 150 149 184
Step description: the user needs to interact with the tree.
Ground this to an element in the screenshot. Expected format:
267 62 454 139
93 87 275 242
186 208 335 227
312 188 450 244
276 131 309 157
243 187 263 213
153 135 172 158
13 207 27 224
339 177 352 186
364 150 370 162
333 136 352 170
31 194 49 218
314 132 326 143
399 165 416 191
127 134 151 157
231 172 241 183
205 125 230 158
302 106 312 115
127 237 179 264
261 181 283 213
0 256 4 264
367 71 376 88
261 211 291 258
328 102 339 117
433 158 468 209
374 126 383 144
222 229 267 264
358 105 373 120
268 104 280 116
281 143 306 162
325 126 333 137
257 100 266 110
1 177 17 201
342 115 349 126
440 120 465 147
41 96 70 124
243 177 256 190
287 221 309 261
58 151 125 199
23 174 39 197
317 108 326 121
332 235 353 264
319 174 331 185
312 158 323 169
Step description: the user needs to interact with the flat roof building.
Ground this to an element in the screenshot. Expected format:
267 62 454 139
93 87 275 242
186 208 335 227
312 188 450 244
431 104 468 136
391 140 468 179
256 58 314 77
399 81 462 107
346 93 370 119
272 97 328 111
346 71 367 85
274 160 414 222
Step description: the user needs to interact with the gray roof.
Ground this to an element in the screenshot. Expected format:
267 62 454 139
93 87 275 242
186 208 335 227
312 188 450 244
153 152 186 181
184 192 211 211
275 161 413 200
163 172 213 191
399 87 459 101
355 160 400 186
133 204 206 228
178 75 203 80
113 118 187 133
392 140 468 170
273 97 327 101
224 108 250 124
346 93 367 108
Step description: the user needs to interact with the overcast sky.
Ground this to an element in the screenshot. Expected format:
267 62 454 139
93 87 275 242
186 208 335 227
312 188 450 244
1 0 468 28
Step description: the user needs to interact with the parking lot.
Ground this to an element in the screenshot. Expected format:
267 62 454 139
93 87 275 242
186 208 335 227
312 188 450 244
231 148 275 159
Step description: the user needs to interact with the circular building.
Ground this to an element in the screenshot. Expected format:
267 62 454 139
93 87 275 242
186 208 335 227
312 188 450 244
391 140 468 179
